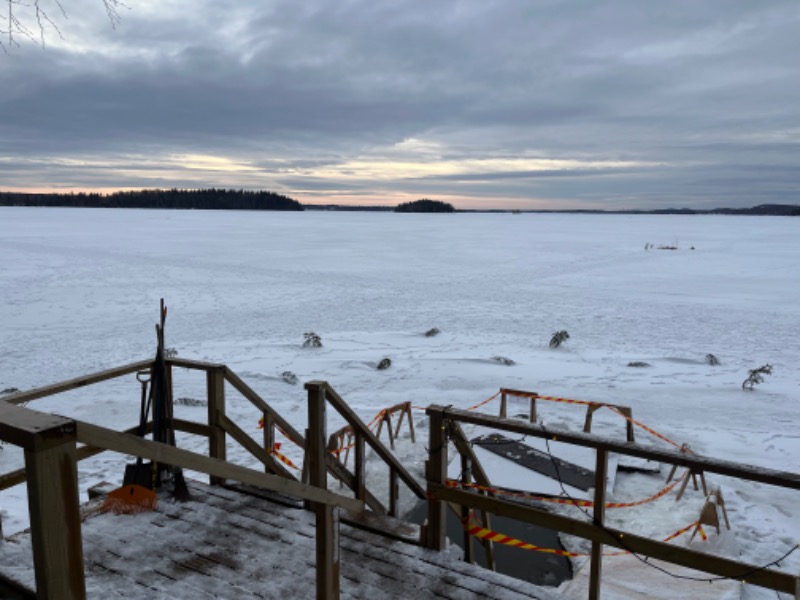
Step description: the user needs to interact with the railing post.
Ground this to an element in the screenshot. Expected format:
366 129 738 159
389 468 400 517
461 454 474 564
306 381 340 600
425 408 447 551
24 422 86 600
207 366 226 485
354 432 366 503
589 448 609 600
499 391 507 418
529 393 537 423
262 412 275 474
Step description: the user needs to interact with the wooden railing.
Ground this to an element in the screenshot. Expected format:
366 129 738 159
0 360 431 600
424 405 800 599
306 381 426 518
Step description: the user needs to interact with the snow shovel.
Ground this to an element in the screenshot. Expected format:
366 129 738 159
103 370 158 514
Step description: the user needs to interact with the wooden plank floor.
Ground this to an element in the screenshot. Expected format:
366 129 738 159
0 481 561 599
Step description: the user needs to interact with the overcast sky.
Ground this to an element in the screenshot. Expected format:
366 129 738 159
1 1 798 209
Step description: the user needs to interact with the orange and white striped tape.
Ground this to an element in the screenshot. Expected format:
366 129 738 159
271 443 300 471
446 469 689 509
463 512 703 557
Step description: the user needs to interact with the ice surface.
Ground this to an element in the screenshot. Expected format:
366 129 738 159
1 208 798 599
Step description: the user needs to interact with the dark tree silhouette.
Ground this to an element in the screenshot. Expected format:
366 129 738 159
0 188 304 211
395 199 455 213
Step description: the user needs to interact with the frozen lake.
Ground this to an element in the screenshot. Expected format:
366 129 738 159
1 207 798 598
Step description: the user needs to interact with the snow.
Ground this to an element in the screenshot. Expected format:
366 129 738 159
1 208 799 599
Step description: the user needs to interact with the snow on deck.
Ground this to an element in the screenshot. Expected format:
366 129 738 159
0 481 561 600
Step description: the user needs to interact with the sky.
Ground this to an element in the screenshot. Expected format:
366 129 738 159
1 0 799 210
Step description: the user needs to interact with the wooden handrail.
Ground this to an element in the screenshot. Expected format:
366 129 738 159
75 420 364 513
2 359 153 406
222 367 306 446
321 382 426 500
430 482 796 594
431 405 800 490
427 404 800 596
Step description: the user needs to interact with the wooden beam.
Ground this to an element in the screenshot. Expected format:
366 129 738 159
219 414 294 480
262 412 275 475
425 408 447 551
207 367 226 485
3 360 153 405
223 367 306 447
589 449 608 600
172 419 211 438
429 483 796 594
354 432 366 503
305 381 341 600
427 405 800 490
316 504 340 600
323 383 426 499
0 402 76 452
74 420 364 513
25 440 85 599
166 357 225 371
1 423 153 492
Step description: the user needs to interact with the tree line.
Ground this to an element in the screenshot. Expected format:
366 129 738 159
0 189 304 211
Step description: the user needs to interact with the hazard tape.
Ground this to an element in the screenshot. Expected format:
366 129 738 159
270 443 300 471
605 405 682 449
467 391 502 411
463 512 704 558
446 469 689 509
502 389 684 449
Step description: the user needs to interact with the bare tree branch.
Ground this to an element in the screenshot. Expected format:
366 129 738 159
2 0 123 51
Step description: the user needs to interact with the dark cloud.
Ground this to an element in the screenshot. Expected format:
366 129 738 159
1 0 798 208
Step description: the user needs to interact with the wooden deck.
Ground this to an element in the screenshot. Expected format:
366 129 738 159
0 481 559 599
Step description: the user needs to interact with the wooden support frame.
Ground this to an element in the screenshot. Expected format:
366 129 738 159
499 388 538 423
583 404 635 442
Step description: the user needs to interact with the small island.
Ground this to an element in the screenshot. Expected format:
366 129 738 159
394 199 455 213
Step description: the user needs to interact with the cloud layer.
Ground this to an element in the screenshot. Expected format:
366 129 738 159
2 0 799 209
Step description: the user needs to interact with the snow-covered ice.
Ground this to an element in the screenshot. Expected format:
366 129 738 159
1 208 798 599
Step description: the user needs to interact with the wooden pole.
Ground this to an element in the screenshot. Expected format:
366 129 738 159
25 441 86 600
499 391 507 418
306 381 340 600
589 449 608 600
207 367 226 485
425 409 447 551
389 469 400 518
354 432 366 503
529 394 537 423
461 454 474 564
262 412 275 475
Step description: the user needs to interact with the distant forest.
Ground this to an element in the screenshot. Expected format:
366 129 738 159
1 190 797 215
0 189 304 211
